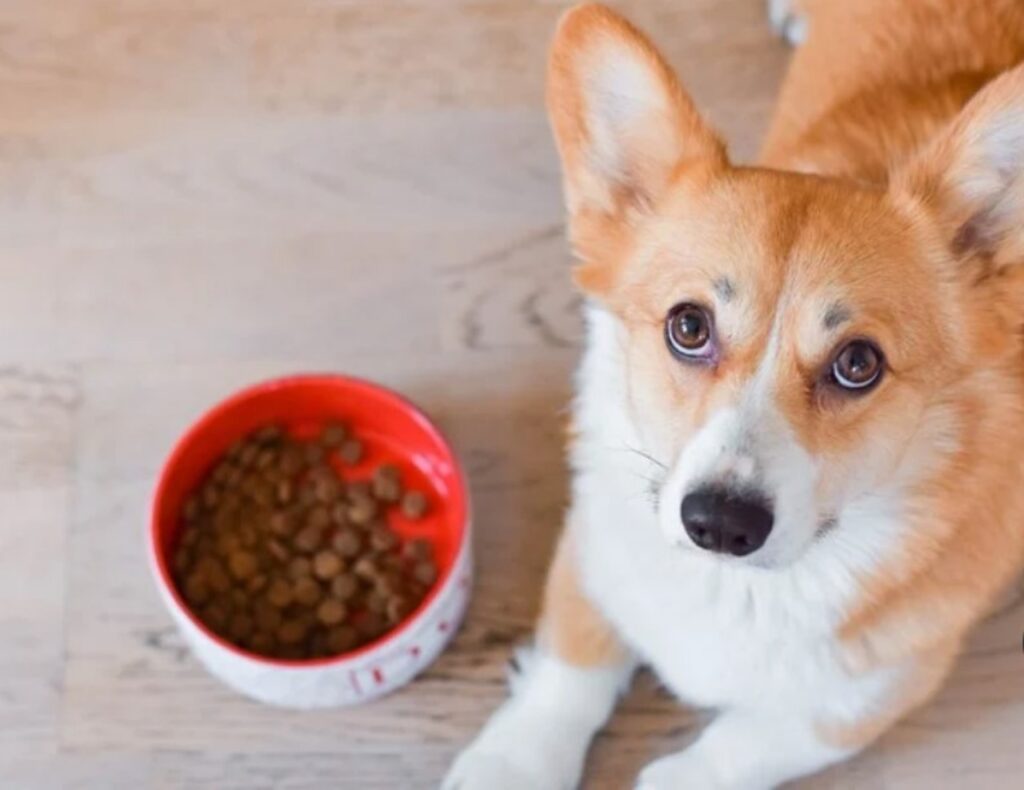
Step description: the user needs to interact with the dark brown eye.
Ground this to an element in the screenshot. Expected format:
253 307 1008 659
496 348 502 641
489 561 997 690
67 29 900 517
831 340 883 391
665 303 714 359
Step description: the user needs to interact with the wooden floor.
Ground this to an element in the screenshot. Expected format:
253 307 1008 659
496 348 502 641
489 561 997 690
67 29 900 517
1 1 1022 787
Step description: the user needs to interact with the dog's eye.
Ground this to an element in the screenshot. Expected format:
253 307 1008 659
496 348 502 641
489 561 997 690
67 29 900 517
665 303 714 359
831 340 883 391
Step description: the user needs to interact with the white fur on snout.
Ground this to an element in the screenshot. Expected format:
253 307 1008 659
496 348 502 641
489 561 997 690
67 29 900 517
657 405 744 547
659 321 821 566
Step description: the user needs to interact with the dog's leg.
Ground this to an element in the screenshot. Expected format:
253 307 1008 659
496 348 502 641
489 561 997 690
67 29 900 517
767 0 809 46
635 647 956 790
443 530 634 790
636 707 851 790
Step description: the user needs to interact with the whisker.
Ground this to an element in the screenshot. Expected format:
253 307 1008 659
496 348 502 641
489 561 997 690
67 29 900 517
626 470 664 513
605 443 669 470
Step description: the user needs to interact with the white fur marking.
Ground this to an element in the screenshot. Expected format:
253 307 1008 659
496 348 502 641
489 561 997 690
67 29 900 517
443 647 632 790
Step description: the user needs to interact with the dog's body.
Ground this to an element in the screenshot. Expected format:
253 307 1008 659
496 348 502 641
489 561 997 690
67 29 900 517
446 2 1024 788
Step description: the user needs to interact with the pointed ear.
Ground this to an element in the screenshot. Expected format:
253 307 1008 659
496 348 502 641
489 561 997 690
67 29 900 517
546 3 726 259
893 64 1024 268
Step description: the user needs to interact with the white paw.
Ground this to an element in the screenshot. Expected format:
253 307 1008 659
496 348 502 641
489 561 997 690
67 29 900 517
766 0 808 46
443 700 587 790
443 746 576 790
636 750 721 790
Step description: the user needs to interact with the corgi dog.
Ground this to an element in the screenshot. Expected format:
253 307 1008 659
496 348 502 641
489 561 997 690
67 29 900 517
445 1 1024 788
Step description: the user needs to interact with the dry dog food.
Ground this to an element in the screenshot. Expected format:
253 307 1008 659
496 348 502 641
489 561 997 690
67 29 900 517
171 422 436 660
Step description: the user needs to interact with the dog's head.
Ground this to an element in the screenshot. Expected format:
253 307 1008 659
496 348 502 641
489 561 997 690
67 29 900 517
549 4 1024 567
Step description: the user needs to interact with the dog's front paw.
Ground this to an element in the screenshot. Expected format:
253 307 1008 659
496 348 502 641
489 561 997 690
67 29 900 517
443 700 588 790
443 747 573 790
636 750 722 790
766 0 808 46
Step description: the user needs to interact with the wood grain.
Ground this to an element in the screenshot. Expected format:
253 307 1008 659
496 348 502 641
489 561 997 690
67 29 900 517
0 0 1020 787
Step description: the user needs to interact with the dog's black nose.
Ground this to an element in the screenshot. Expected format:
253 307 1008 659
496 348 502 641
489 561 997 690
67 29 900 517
680 488 774 557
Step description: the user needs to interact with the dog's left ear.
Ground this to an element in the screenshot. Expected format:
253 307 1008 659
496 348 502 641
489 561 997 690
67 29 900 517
546 4 726 290
893 64 1024 270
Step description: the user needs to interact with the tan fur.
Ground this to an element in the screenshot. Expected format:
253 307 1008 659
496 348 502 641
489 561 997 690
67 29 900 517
537 0 1024 760
762 0 1024 181
538 527 628 668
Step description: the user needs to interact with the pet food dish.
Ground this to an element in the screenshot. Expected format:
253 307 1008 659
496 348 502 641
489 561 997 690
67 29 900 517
149 375 471 708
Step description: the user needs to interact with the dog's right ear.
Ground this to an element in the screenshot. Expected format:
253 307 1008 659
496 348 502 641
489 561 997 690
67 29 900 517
547 4 726 290
893 63 1024 271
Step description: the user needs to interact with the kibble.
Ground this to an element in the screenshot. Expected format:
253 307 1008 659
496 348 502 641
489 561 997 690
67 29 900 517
228 550 259 581
183 496 201 523
347 479 371 499
365 590 389 615
238 524 258 549
353 555 381 582
180 524 200 548
293 576 323 607
372 464 402 503
184 574 209 606
277 620 307 646
347 496 378 526
369 524 399 553
266 578 293 609
202 484 220 511
309 630 329 658
401 490 429 520
329 501 348 526
173 551 190 576
313 550 344 580
287 555 313 580
216 531 241 557
330 573 359 602
357 611 387 641
317 598 347 626
298 478 319 507
203 602 229 632
413 560 438 586
249 631 274 654
269 510 295 536
267 539 290 564
332 526 363 558
202 558 231 594
254 602 282 633
246 573 268 595
303 443 325 466
310 468 341 504
386 595 412 625
403 538 433 563
239 443 259 468
326 625 359 654
275 479 294 505
306 505 331 531
171 425 441 661
321 422 349 448
255 424 283 444
228 612 254 643
293 524 324 554
339 438 363 465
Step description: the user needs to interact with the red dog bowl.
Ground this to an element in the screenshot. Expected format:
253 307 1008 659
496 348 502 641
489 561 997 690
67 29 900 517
149 374 472 708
